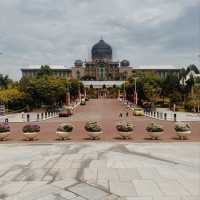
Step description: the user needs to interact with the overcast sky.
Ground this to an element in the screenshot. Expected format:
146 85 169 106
0 0 200 79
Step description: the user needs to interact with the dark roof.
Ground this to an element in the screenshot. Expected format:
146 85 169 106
120 60 130 67
91 39 112 60
74 60 83 66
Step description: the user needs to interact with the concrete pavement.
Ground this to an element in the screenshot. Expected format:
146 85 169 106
0 142 199 199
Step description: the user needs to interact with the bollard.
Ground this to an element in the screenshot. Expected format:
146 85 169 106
154 112 156 117
5 118 9 124
37 114 40 121
27 114 30 122
157 112 159 118
41 113 44 119
164 113 167 120
45 112 47 118
174 113 177 122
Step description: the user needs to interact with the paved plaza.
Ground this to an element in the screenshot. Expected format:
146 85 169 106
1 99 200 199
4 99 200 143
0 142 199 200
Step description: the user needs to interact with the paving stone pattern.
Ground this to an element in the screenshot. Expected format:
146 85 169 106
0 142 199 199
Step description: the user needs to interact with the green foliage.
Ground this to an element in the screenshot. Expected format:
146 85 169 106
81 75 96 81
146 123 164 132
125 72 161 105
186 64 199 74
0 88 25 110
23 124 40 133
57 124 73 132
0 74 12 89
19 76 67 107
116 122 134 132
175 122 191 132
37 65 53 77
85 121 102 132
0 123 10 133
69 79 84 97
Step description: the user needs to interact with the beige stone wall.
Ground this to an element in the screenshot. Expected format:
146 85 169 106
71 67 85 79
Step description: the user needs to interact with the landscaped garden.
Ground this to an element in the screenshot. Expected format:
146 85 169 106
0 65 199 143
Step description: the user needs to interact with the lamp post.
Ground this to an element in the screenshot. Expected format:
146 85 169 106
65 84 71 106
123 78 126 102
133 77 138 105
78 82 82 102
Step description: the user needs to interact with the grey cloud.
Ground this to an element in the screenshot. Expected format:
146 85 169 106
0 0 199 79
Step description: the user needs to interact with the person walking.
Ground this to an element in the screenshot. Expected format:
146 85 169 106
126 112 129 117
119 113 123 118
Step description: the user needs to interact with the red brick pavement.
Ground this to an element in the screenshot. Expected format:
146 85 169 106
3 99 200 143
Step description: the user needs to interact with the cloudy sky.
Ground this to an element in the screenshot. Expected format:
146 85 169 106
0 0 199 79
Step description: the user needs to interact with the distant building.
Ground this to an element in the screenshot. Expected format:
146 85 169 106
180 70 200 85
21 65 71 79
21 39 180 81
132 65 181 80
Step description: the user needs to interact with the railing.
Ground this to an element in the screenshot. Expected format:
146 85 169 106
144 111 177 121
0 111 60 123
144 110 200 122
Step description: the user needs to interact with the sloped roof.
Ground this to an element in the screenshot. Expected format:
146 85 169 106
133 65 180 70
82 81 123 88
21 65 71 70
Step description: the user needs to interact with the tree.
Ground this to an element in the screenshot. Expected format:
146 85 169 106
125 71 161 106
81 75 96 81
37 65 53 77
143 81 161 105
193 84 200 112
161 75 180 100
19 76 67 107
186 64 199 74
0 88 25 110
0 74 12 89
69 79 84 98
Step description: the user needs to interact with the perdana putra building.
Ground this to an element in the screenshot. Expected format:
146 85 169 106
21 39 180 89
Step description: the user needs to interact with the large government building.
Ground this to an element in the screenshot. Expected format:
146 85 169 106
21 39 180 83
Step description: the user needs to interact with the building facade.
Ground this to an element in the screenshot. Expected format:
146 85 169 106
21 39 180 81
71 39 133 81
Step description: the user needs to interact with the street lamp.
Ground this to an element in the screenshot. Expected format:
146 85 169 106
123 75 127 102
133 77 138 105
78 82 81 102
65 83 71 106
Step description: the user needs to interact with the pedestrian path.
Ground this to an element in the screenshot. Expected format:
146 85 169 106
0 142 199 199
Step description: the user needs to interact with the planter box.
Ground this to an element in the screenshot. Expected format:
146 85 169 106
148 131 164 140
0 132 10 141
176 131 191 140
87 131 103 140
59 112 72 117
118 131 134 139
56 131 72 140
23 132 39 141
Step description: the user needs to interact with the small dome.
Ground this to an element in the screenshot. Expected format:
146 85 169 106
74 60 83 66
120 60 130 67
92 39 112 61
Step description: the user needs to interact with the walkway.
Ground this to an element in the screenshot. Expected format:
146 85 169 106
6 99 200 142
0 142 199 199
